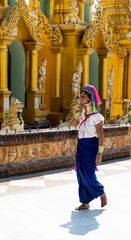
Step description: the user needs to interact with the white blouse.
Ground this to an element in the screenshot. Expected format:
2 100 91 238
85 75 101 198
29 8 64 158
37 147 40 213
78 112 104 139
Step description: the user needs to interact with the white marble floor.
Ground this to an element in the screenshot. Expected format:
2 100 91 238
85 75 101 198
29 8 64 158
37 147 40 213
0 158 131 240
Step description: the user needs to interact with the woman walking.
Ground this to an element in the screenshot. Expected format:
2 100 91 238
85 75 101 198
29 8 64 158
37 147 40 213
70 85 107 210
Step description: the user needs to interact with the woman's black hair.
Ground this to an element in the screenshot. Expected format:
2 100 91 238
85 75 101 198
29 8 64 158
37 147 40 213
80 90 92 99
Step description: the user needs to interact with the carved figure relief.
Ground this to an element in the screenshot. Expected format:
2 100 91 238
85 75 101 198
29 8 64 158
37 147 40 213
107 65 114 100
1 97 24 131
116 99 131 124
64 0 81 24
38 57 47 108
65 61 83 123
38 57 47 91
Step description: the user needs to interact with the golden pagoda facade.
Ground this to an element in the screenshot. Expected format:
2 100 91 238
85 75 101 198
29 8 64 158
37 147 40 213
0 0 131 128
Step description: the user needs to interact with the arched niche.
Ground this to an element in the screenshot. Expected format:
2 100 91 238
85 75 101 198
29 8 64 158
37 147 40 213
8 40 25 103
89 51 98 90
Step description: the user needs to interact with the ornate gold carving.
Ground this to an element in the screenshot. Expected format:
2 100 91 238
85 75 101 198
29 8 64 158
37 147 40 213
66 61 83 122
64 0 81 24
107 65 114 100
38 57 47 108
39 143 51 158
0 148 6 163
116 99 131 124
1 97 24 131
0 138 78 165
52 26 63 46
82 3 127 58
8 97 24 130
38 57 47 91
0 0 41 41
0 0 25 36
22 4 41 41
0 0 63 45
7 147 18 162
38 9 63 46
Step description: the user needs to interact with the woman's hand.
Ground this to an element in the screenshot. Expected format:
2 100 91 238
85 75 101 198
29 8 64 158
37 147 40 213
96 153 102 164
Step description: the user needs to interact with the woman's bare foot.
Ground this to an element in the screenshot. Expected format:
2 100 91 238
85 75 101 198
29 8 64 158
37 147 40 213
75 203 90 210
100 193 107 207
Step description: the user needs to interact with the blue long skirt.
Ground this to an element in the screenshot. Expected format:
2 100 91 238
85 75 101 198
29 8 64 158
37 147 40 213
76 137 104 204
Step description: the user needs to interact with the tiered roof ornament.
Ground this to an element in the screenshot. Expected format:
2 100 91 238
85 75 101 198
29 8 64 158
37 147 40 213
38 9 63 46
82 1 127 58
0 0 63 46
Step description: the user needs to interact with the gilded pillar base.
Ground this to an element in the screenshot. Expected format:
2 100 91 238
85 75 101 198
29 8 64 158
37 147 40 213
50 97 63 112
47 112 64 127
48 98 64 125
0 90 11 128
23 90 48 124
47 97 63 126
111 101 123 121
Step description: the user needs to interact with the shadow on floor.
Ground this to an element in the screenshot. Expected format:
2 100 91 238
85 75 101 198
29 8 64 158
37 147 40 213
60 209 105 235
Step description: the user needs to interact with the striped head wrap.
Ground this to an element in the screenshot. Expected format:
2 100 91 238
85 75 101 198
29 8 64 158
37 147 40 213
82 85 102 112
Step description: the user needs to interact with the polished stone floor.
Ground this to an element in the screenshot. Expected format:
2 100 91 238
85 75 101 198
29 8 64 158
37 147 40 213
0 158 131 240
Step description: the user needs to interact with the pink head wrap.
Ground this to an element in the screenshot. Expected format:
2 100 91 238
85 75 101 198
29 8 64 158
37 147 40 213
82 85 102 112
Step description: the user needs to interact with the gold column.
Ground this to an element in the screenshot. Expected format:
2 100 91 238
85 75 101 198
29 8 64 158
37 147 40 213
50 0 55 21
53 0 69 24
110 56 125 118
117 58 125 101
30 49 38 91
25 42 43 93
63 0 70 13
127 49 131 100
119 41 131 101
49 47 63 113
59 0 64 24
83 54 89 86
0 37 14 128
53 0 60 24
0 44 8 91
24 42 48 123
78 0 84 23
102 57 108 99
76 48 92 87
55 52 61 97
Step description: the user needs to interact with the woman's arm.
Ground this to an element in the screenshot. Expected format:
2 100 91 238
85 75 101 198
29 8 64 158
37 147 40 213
95 121 104 164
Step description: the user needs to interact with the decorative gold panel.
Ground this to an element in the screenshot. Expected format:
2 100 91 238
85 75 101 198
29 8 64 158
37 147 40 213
82 3 127 58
